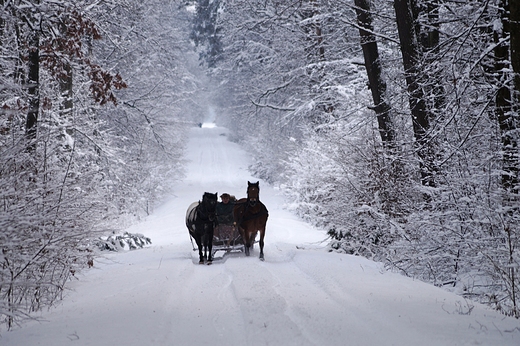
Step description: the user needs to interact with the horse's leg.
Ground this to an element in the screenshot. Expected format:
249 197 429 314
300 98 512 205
194 235 204 264
250 231 258 250
202 234 207 261
202 227 210 261
243 229 250 256
207 227 214 263
236 224 250 256
258 228 265 261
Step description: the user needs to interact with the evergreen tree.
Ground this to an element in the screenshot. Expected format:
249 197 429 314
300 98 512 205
191 0 223 67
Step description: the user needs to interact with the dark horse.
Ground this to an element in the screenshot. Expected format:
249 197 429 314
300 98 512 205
186 192 217 264
234 181 268 260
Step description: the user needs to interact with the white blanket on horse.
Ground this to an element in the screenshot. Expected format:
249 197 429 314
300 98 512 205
185 201 199 232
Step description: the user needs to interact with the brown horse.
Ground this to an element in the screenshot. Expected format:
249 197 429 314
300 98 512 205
234 181 268 260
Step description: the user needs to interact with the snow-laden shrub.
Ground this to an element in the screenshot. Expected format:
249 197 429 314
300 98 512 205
96 232 152 251
278 105 519 317
281 113 416 261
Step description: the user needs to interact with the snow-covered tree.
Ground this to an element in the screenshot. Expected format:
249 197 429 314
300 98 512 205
190 0 223 67
0 0 197 329
209 0 519 317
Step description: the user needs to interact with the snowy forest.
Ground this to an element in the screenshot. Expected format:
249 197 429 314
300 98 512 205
1 0 519 331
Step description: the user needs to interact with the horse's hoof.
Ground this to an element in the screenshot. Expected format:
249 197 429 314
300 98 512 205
199 259 204 264
207 261 212 265
259 254 264 261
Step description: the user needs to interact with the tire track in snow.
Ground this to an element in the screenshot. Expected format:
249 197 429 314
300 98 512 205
162 261 247 345
260 249 372 345
210 264 247 339
224 257 315 346
287 249 459 345
229 243 399 345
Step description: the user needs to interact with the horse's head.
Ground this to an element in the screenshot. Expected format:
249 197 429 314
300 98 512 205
202 192 218 212
247 181 260 206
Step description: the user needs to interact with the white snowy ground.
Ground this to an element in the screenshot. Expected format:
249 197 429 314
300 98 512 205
3 124 520 346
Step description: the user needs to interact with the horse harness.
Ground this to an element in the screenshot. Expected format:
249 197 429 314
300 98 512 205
197 201 215 223
235 199 268 224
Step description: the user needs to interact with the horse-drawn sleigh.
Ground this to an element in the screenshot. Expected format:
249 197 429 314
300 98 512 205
185 181 268 264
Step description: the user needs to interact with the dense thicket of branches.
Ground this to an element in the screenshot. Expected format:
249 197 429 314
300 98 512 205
198 0 519 317
0 0 199 329
2 0 518 330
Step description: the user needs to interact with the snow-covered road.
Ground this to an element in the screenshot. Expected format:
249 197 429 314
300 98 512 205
4 124 520 346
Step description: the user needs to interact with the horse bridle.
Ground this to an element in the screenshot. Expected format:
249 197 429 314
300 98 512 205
236 199 268 224
198 199 216 223
247 186 259 207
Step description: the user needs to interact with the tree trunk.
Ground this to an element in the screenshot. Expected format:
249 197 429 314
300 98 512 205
495 0 518 193
311 0 325 62
59 19 73 119
354 0 395 145
26 32 40 151
59 64 73 114
420 0 444 112
511 0 520 115
394 0 436 187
